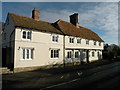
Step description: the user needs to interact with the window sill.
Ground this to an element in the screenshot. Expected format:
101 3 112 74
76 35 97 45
75 58 79 59
50 58 59 59
20 59 33 61
67 58 72 59
22 39 31 41
52 42 58 43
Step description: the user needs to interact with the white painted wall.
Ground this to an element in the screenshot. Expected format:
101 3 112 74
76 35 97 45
14 27 104 68
14 28 64 68
64 36 103 63
65 36 104 50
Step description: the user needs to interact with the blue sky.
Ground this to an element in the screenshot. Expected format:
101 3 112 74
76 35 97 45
2 2 118 45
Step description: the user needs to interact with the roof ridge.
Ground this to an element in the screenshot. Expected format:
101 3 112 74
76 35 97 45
8 12 33 20
56 19 97 33
8 12 52 24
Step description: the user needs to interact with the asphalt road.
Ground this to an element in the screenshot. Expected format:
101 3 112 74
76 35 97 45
2 60 120 89
42 61 120 89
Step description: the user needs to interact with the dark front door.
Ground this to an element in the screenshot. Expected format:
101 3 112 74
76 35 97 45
86 50 89 63
2 48 6 67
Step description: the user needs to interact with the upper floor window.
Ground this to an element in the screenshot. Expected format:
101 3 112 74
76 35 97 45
94 41 96 45
51 49 59 58
86 39 89 45
77 38 81 44
20 48 33 60
52 35 58 42
99 42 101 46
22 31 31 40
69 37 74 43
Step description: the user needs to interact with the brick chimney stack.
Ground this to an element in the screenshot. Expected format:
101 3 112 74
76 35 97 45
32 8 40 20
70 13 79 28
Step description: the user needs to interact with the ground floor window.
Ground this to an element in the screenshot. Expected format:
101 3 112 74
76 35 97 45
51 49 59 58
21 48 33 60
75 52 79 58
92 51 95 57
67 51 72 58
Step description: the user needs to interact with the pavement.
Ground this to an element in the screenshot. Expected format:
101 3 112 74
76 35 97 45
2 59 120 89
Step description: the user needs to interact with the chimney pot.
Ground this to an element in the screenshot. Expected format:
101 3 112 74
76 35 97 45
69 13 79 28
32 8 40 20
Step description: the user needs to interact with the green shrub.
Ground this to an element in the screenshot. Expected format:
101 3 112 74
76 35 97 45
103 51 109 59
108 51 114 60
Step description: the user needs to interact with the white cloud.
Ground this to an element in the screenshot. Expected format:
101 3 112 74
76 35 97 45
40 3 118 44
79 3 118 44
80 3 118 30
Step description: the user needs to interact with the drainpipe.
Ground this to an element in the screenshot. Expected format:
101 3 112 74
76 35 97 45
63 35 65 67
72 49 74 66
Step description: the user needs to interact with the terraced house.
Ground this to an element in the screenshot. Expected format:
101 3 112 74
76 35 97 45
2 8 104 71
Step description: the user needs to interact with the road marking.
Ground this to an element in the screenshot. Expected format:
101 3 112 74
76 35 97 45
40 78 81 90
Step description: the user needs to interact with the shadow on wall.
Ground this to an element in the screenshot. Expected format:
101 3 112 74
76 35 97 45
47 61 63 68
80 50 86 63
65 50 86 64
99 54 102 60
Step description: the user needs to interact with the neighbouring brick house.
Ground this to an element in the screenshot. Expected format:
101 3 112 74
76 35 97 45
2 8 104 71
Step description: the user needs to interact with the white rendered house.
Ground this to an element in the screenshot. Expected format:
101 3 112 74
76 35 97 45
2 8 104 70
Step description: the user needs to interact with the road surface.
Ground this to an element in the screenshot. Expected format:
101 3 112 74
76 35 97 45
42 61 120 89
2 60 120 89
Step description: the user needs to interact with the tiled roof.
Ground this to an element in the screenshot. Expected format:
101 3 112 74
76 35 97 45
9 13 62 34
9 13 104 42
54 19 104 42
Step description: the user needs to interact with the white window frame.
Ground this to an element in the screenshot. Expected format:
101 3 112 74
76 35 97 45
92 51 95 57
75 51 79 58
86 39 89 45
94 41 96 45
20 48 33 60
22 30 32 40
77 38 81 44
69 37 74 44
50 49 59 59
67 51 72 58
52 35 58 43
99 42 101 46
